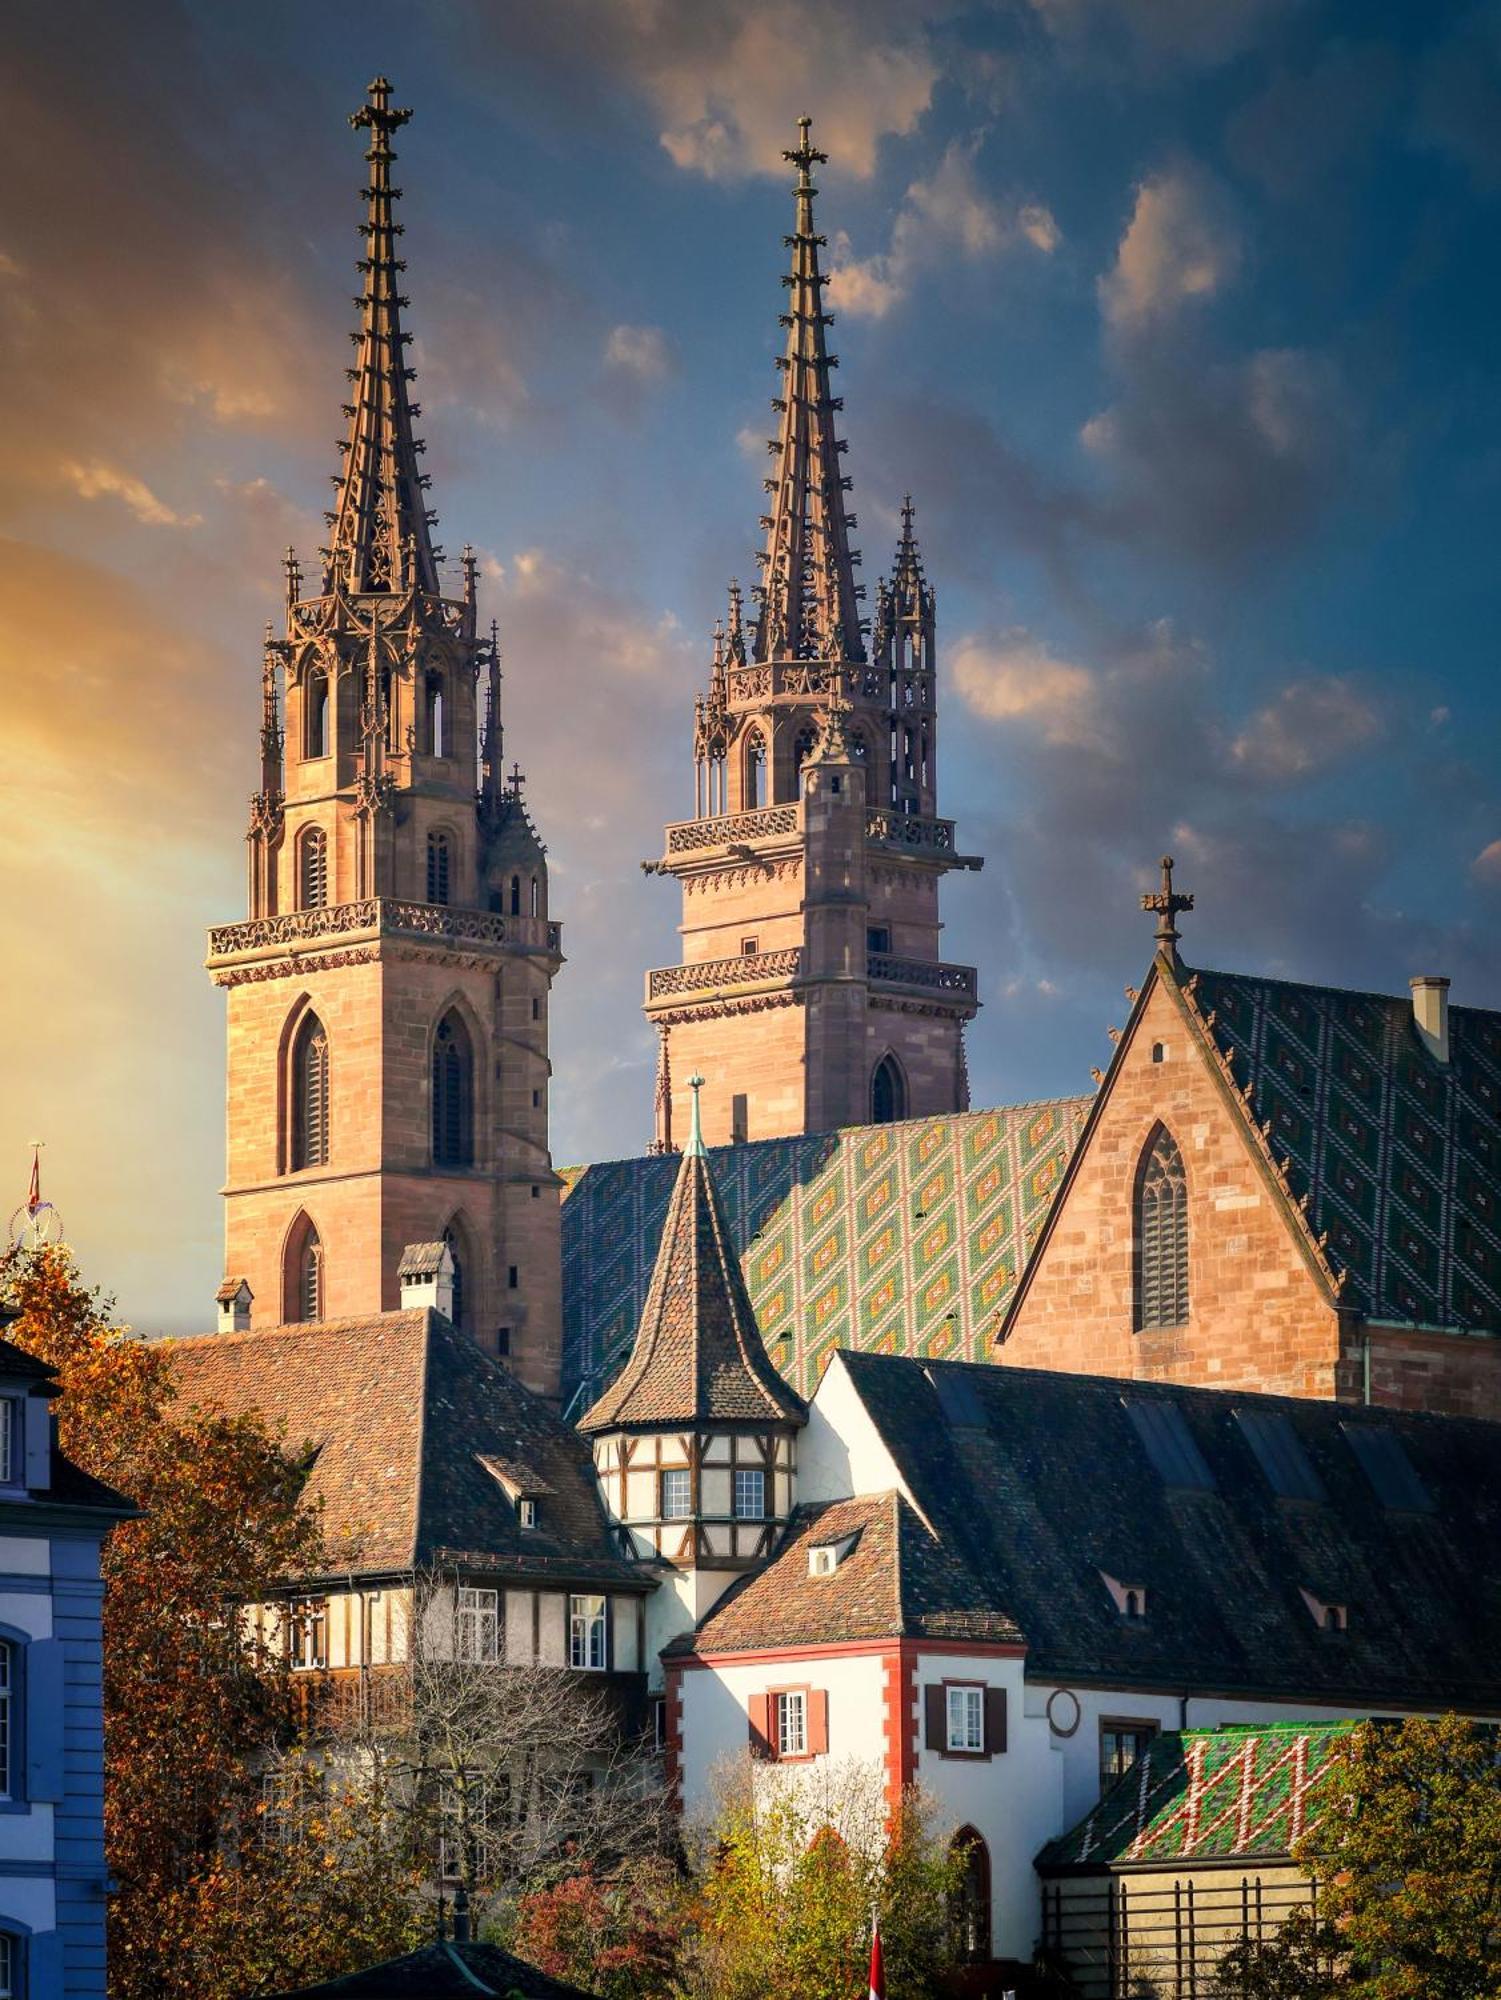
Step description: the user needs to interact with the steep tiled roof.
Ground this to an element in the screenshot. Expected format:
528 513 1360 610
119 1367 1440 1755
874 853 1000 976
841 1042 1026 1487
579 1146 806 1432
737 1352 1501 1708
1186 964 1501 1330
561 1097 1088 1408
272 1937 597 1998
673 1491 1022 1654
168 1311 640 1587
1038 1722 1355 1870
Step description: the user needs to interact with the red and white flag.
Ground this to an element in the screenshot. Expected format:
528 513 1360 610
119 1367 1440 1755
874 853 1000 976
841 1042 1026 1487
25 1147 39 1217
867 1912 885 2000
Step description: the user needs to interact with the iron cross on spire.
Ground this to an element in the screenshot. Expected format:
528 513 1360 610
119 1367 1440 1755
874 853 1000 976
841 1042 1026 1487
1141 855 1194 960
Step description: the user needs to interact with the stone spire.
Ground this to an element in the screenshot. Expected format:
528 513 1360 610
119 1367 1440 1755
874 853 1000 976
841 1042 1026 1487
753 117 864 667
579 1085 806 1432
322 76 439 597
1141 855 1194 963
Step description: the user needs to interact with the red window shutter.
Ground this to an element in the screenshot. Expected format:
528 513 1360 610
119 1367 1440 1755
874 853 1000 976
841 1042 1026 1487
809 1689 829 1756
748 1692 774 1761
924 1683 946 1752
984 1685 1007 1756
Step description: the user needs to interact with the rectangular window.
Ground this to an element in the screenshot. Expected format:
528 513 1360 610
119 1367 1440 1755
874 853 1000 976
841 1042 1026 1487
0 1930 13 2000
508 1265 519 1290
733 1467 765 1519
731 1093 749 1144
518 1498 538 1529
1100 1720 1158 1792
775 1689 807 1758
0 1643 11 1800
455 1586 499 1664
569 1594 607 1671
741 936 759 956
867 926 891 954
286 1599 328 1671
0 1401 15 1486
660 1468 692 1519
946 1683 984 1754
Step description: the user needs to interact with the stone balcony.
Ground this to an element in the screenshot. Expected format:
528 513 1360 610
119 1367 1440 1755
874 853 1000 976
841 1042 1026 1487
644 944 978 1012
207 898 562 983
648 801 978 870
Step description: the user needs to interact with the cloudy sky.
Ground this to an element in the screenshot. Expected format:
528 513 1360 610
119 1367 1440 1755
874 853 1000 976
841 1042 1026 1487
5 0 1501 1332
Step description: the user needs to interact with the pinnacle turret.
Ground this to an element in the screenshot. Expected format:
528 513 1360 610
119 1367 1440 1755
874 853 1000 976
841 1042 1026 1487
321 77 440 598
752 117 865 667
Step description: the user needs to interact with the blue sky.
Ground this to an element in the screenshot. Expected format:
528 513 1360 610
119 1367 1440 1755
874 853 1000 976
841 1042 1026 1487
3 0 1500 1330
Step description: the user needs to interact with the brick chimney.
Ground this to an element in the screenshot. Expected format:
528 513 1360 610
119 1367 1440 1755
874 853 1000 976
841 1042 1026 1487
215 1279 253 1334
1410 975 1451 1064
397 1241 455 1320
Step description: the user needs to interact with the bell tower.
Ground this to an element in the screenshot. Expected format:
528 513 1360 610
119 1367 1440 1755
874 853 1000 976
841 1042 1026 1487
643 120 982 1151
207 79 562 1395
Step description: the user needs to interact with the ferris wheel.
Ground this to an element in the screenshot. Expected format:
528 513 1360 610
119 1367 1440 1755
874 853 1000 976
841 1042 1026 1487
8 1145 62 1251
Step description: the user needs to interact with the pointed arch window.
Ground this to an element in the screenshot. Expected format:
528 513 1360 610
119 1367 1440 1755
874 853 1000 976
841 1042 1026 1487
285 1216 324 1323
950 1829 991 1964
1136 1125 1189 1330
304 669 330 759
871 1055 906 1125
427 831 452 906
425 674 446 758
432 1013 474 1169
291 1015 330 1171
747 733 768 810
298 827 328 911
530 874 540 917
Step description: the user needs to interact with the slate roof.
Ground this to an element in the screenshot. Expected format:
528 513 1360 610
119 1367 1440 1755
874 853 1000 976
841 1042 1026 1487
168 1311 643 1588
1184 963 1501 1332
687 1350 1501 1709
579 1145 806 1432
561 1097 1088 1408
271 1938 596 1998
671 1491 1022 1654
1038 1722 1354 1871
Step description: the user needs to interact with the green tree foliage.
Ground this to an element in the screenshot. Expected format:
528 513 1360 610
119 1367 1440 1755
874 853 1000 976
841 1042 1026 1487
1205 1908 1345 2000
1294 1713 1501 2000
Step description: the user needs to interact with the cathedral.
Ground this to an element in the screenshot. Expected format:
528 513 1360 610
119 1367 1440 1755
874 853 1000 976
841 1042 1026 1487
171 80 1501 1996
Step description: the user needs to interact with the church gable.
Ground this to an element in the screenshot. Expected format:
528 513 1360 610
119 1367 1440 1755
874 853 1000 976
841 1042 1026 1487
1000 963 1342 1398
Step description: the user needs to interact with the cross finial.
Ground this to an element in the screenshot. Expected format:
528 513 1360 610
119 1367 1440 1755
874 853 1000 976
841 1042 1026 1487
1141 854 1194 960
507 760 525 795
685 1073 707 1157
785 114 827 191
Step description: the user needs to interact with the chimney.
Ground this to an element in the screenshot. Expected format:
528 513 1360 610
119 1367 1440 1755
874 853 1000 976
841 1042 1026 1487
1410 975 1451 1065
215 1279 253 1334
397 1241 455 1319
452 1883 472 1946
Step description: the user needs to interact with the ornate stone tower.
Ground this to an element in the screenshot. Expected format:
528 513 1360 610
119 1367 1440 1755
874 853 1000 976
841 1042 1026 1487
643 120 982 1151
206 79 562 1396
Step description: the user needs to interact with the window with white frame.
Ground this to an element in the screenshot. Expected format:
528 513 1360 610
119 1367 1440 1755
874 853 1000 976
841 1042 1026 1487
733 1467 765 1519
659 1468 692 1520
285 1598 327 1671
518 1498 538 1529
775 1689 807 1758
437 1769 506 1884
0 1930 14 2000
569 1594 607 1671
455 1586 499 1663
0 1644 12 1799
0 1400 16 1486
946 1683 984 1754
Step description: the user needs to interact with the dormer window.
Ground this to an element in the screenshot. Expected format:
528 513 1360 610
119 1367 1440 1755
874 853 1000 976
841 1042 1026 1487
1300 1588 1348 1633
808 1532 857 1577
518 1498 538 1530
1100 1571 1147 1619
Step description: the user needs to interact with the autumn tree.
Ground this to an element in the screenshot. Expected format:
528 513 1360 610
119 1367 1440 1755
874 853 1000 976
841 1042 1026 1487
1204 1908 1345 2000
509 1856 687 2000
1294 1712 1501 2000
1 1242 424 1998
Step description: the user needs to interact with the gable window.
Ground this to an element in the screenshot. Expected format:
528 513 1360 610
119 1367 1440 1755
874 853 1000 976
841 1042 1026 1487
568 1594 607 1671
455 1586 499 1663
733 1467 765 1520
946 1683 984 1754
776 1688 807 1757
659 1468 692 1520
1135 1124 1188 1329
427 830 452 905
1100 1719 1158 1792
298 826 328 910
431 1014 473 1169
304 668 330 759
291 1014 330 1170
871 1054 906 1125
286 1598 327 1671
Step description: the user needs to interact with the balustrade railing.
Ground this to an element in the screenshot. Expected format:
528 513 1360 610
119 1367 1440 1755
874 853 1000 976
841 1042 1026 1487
647 947 803 1000
868 954 977 998
865 808 957 854
663 804 802 854
208 900 560 959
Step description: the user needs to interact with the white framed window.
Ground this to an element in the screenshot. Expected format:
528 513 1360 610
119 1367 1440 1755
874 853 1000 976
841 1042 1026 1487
518 1498 538 1529
733 1467 765 1519
775 1689 807 1758
660 1468 692 1520
286 1599 327 1671
0 1401 17 1486
946 1683 984 1754
0 1644 12 1800
455 1586 499 1663
569 1594 607 1671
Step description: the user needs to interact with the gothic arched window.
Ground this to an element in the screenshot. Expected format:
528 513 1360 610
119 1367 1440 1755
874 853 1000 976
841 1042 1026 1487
871 1055 906 1125
794 725 819 796
432 1013 474 1169
427 831 452 906
950 1829 991 1965
425 674 446 757
509 874 521 916
530 874 539 917
304 669 330 759
291 1014 330 1171
747 733 767 810
298 827 327 911
285 1215 323 1323
1136 1124 1189 1330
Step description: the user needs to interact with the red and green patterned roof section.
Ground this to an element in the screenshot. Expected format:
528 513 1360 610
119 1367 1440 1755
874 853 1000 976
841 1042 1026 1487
560 1099 1088 1409
1191 968 1501 1330
1039 1722 1356 1872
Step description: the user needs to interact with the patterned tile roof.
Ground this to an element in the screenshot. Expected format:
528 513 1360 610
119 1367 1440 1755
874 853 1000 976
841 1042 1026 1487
1038 1722 1355 1870
560 1098 1088 1410
168 1311 641 1587
580 1146 805 1432
1187 965 1501 1330
670 1491 1022 1655
816 1352 1501 1708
